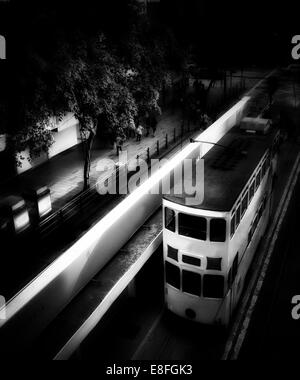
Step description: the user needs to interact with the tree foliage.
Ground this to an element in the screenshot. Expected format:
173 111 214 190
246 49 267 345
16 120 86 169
7 0 186 188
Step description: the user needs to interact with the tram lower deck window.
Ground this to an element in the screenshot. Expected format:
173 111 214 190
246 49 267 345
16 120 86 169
165 208 176 232
168 245 178 261
182 270 201 297
178 213 207 240
210 219 226 242
165 262 180 289
203 275 224 299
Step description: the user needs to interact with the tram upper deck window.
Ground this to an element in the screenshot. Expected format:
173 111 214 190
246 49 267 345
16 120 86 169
203 275 224 299
255 170 261 190
165 208 176 232
210 219 226 242
165 262 180 289
168 245 178 261
207 257 222 271
262 160 267 178
182 270 201 297
249 180 255 201
178 213 207 240
235 205 241 228
230 217 235 238
241 191 249 217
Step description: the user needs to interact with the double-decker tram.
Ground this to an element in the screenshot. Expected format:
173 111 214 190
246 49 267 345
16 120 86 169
163 121 280 326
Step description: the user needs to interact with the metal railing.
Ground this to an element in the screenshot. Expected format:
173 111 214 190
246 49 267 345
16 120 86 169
37 120 199 238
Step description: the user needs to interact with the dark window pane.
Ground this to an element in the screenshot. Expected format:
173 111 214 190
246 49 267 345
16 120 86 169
165 208 176 232
207 257 222 271
255 171 261 190
241 192 248 217
230 217 235 238
248 230 252 245
262 161 267 178
182 270 201 297
210 219 226 242
165 262 180 289
259 204 264 219
182 255 201 267
168 246 178 261
228 268 232 288
203 275 224 299
249 181 255 201
254 214 259 230
179 213 207 240
236 205 241 227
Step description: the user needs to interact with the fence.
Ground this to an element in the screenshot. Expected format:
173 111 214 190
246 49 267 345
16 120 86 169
17 81 249 240
37 119 199 238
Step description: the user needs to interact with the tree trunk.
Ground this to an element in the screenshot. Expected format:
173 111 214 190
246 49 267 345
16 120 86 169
83 127 97 191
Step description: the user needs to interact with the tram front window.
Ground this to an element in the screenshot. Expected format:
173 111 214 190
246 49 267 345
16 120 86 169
210 219 226 242
165 208 176 232
178 213 207 240
165 262 180 289
203 275 224 299
182 270 201 297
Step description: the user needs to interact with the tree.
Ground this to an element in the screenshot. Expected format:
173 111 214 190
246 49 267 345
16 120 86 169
8 0 184 191
53 35 138 189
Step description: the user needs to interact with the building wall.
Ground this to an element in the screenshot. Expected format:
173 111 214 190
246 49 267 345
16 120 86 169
48 121 80 158
17 115 81 175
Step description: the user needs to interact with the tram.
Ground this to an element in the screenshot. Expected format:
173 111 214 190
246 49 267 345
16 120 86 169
163 120 280 326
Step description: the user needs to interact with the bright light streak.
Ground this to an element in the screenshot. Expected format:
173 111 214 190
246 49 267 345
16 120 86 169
3 97 250 322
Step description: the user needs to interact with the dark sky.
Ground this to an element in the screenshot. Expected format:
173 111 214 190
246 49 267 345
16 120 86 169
158 0 297 66
0 0 299 68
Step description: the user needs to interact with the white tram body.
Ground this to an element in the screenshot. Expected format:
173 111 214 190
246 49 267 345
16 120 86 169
163 123 280 326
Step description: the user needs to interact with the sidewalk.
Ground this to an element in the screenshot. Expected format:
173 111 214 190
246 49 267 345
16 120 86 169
0 68 269 212
0 110 188 211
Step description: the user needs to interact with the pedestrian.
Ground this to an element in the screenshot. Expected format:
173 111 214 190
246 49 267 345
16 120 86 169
136 125 144 142
129 117 136 139
116 134 124 155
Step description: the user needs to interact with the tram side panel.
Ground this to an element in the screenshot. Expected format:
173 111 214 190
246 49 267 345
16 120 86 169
227 163 276 319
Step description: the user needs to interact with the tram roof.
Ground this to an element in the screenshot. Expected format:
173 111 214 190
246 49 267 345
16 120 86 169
164 126 278 212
